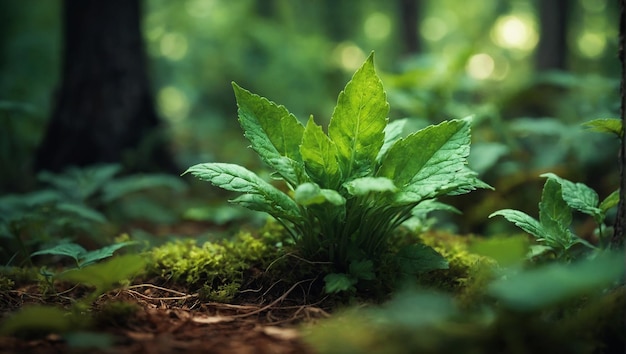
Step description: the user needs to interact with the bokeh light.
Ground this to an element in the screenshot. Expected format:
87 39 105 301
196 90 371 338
420 17 448 42
466 53 495 80
577 32 606 58
333 42 366 71
160 32 188 61
364 12 391 40
491 15 538 51
158 86 190 122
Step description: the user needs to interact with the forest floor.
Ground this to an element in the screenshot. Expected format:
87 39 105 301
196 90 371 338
0 221 326 354
1 286 323 353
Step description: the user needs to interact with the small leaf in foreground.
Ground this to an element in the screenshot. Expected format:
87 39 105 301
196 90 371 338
31 243 87 264
488 251 625 311
0 305 74 335
469 236 528 267
57 254 147 297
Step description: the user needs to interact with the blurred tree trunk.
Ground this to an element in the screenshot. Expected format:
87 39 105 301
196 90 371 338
613 0 625 249
36 0 173 173
536 0 569 71
399 0 420 55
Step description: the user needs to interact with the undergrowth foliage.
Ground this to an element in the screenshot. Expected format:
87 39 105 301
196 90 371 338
185 53 490 293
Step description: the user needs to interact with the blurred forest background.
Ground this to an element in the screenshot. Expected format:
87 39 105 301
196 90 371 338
0 0 621 236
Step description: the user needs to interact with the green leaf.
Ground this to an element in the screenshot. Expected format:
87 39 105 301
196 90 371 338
378 118 485 204
79 241 136 268
57 254 146 297
300 116 341 188
538 178 577 248
349 259 375 280
328 52 389 180
102 174 187 203
56 202 107 223
369 290 457 328
233 83 305 185
0 305 73 335
541 173 602 220
343 177 397 196
395 243 449 276
599 189 620 213
324 273 357 293
31 243 87 264
411 199 461 216
488 251 625 311
489 209 545 240
294 183 345 206
582 118 623 138
184 163 300 221
377 118 407 161
469 236 528 267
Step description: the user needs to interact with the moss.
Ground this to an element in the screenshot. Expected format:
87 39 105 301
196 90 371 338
416 232 496 306
149 230 286 300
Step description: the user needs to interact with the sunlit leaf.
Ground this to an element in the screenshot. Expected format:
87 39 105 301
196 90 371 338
582 118 623 138
343 177 396 196
300 116 341 189
379 118 488 204
328 52 388 180
377 118 407 162
233 83 305 186
294 183 344 206
183 163 300 221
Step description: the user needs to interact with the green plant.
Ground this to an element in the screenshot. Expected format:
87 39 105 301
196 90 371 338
0 163 187 265
30 240 140 298
185 53 490 293
490 173 619 259
31 241 136 269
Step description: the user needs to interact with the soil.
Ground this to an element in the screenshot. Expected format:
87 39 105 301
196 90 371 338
0 282 326 353
0 220 328 354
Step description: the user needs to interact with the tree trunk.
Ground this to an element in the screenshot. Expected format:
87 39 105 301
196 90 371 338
613 0 626 249
536 0 569 71
36 0 173 173
399 0 420 55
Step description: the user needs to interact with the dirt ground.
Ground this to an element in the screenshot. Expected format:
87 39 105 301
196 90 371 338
0 283 327 354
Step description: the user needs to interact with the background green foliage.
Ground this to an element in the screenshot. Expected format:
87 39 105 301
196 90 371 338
0 0 620 241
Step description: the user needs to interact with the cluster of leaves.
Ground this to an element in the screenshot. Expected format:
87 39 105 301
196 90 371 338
490 173 619 259
0 241 145 338
185 53 490 293
490 118 622 260
0 163 186 265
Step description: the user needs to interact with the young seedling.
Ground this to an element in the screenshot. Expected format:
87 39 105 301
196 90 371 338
186 53 490 292
490 173 618 259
